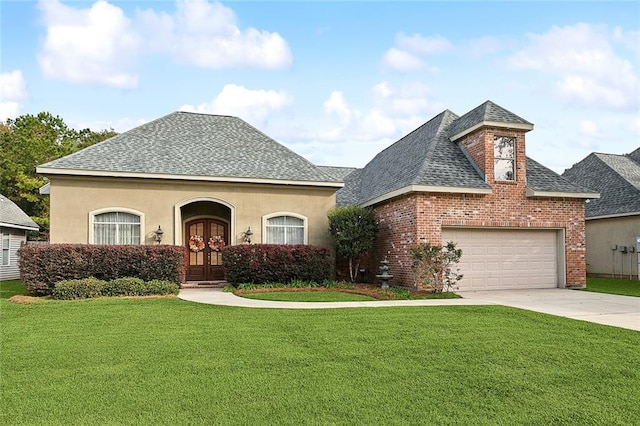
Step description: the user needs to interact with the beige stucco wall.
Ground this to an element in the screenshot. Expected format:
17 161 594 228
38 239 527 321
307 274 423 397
585 215 639 279
48 176 337 247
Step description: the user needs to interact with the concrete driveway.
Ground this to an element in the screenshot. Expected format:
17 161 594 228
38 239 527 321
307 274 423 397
459 288 640 331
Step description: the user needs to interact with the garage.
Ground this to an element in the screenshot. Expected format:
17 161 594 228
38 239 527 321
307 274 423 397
442 228 561 291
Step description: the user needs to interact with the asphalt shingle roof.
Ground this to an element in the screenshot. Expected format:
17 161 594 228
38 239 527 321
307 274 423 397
338 100 591 206
562 150 640 217
38 112 342 184
526 157 595 193
447 100 532 138
0 194 39 230
317 166 357 181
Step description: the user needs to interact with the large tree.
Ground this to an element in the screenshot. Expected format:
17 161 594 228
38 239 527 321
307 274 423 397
0 112 117 239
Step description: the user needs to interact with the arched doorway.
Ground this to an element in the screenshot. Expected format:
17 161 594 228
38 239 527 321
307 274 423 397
185 218 228 281
176 198 234 282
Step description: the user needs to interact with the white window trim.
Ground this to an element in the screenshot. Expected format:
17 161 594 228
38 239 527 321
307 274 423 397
262 212 308 245
494 135 516 182
1 233 10 266
88 207 146 245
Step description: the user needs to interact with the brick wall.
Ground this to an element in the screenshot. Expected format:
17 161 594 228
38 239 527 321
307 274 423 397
369 128 587 289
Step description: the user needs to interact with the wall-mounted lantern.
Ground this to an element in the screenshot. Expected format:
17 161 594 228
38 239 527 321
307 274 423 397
243 226 253 244
154 225 164 244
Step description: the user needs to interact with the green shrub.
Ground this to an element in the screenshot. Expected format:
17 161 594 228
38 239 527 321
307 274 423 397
103 277 146 297
144 280 179 296
18 244 185 296
52 277 178 300
222 244 332 285
53 278 107 300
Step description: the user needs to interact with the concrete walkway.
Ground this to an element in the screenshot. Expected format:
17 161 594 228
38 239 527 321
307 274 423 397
178 287 490 309
178 287 640 331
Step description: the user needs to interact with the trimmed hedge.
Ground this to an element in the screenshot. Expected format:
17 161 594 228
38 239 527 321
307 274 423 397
52 277 179 300
19 244 185 296
222 244 332 285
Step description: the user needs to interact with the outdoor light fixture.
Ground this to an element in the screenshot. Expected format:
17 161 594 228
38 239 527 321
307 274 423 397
154 225 164 244
244 226 253 244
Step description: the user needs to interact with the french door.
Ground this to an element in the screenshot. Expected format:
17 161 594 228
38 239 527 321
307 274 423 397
185 219 227 281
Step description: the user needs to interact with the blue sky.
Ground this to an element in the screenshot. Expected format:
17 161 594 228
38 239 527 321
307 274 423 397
1 1 639 172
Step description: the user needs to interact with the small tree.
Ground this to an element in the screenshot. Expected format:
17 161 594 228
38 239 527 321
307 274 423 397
410 241 463 293
328 206 378 282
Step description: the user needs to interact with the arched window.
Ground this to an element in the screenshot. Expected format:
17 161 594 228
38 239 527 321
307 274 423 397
264 214 307 245
92 211 142 245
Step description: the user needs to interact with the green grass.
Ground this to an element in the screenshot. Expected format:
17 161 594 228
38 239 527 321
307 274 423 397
0 279 27 299
585 277 640 297
240 291 377 302
2 297 639 425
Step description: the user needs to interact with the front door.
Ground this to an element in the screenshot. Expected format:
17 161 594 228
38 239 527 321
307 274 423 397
185 219 228 281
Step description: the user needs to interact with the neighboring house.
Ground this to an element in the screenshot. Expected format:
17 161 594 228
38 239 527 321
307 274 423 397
563 148 640 279
0 194 39 281
338 101 598 290
37 101 598 289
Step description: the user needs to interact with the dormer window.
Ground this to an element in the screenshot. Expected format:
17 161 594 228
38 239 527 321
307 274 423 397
494 136 515 181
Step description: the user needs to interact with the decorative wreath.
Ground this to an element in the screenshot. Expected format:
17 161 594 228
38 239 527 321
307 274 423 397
208 235 226 252
188 235 205 252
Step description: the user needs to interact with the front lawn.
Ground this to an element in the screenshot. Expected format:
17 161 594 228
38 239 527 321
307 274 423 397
585 277 640 297
2 297 639 424
0 279 27 299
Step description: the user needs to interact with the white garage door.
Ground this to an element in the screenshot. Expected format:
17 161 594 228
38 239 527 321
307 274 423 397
442 228 559 291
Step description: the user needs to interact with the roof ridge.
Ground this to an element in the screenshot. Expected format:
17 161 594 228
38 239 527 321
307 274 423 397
369 109 458 161
177 110 237 119
413 110 457 185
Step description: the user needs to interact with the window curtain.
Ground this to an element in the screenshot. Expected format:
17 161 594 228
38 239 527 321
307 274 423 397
94 212 141 244
266 216 304 245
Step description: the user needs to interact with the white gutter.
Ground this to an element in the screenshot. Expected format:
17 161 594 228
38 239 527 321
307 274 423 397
36 167 344 188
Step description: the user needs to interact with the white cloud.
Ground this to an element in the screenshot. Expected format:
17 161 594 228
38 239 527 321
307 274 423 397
580 120 602 138
35 0 293 88
0 70 28 120
507 23 639 110
179 84 293 126
382 32 451 73
465 36 511 58
382 48 434 72
37 0 140 88
137 0 292 69
395 33 453 54
0 102 21 122
0 70 28 101
323 91 352 123
300 81 441 155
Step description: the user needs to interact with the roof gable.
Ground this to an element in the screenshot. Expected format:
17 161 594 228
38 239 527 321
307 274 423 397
0 193 39 231
38 112 342 186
